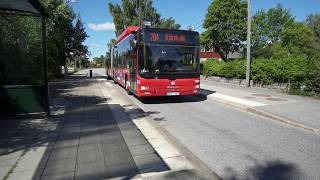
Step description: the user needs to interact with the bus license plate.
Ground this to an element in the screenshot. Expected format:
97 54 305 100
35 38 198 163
166 92 180 96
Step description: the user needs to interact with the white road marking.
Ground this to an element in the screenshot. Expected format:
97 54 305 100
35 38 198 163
209 93 266 107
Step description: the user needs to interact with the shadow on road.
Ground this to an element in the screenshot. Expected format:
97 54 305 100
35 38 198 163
137 94 208 104
223 159 303 180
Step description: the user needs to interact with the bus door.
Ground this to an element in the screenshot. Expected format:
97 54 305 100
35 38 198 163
110 47 114 77
129 47 137 93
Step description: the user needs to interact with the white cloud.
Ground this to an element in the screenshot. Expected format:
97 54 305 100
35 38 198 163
88 22 115 31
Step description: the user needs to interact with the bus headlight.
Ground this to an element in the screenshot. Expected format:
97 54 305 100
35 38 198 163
141 86 149 90
194 80 200 84
194 85 200 89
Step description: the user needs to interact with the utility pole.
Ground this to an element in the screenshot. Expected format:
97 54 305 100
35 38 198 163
138 0 141 26
246 0 252 87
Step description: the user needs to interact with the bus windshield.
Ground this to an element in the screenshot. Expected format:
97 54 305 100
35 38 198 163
140 44 199 74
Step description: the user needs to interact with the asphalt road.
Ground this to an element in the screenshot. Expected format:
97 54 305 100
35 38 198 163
92 68 320 180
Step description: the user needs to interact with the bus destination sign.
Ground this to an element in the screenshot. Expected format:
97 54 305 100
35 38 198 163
149 33 186 43
144 28 199 45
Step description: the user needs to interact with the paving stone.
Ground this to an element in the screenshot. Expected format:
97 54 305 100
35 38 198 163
139 165 168 174
75 161 107 180
60 126 81 134
103 141 128 153
79 134 101 145
63 122 81 128
56 133 79 142
13 146 48 172
105 150 135 166
0 166 11 179
99 125 119 133
101 132 124 143
43 158 76 175
50 146 77 161
78 143 103 152
107 162 139 179
0 155 19 167
80 126 101 133
54 138 79 148
118 122 137 130
82 121 99 128
129 144 155 156
121 129 143 139
7 169 37 180
125 136 148 147
133 154 165 170
41 171 74 180
77 149 104 164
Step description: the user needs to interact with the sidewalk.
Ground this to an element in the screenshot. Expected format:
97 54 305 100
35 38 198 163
201 78 320 133
0 72 219 180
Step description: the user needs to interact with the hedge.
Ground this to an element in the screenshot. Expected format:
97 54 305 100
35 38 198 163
202 56 320 94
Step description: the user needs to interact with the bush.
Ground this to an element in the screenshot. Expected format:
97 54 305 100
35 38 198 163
203 56 311 93
218 60 246 78
304 57 320 94
202 59 223 77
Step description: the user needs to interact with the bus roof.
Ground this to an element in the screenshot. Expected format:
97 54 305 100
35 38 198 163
116 26 140 45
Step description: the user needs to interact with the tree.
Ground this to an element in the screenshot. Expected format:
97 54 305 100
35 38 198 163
40 0 88 78
306 13 320 39
41 0 75 77
202 0 247 60
252 4 294 49
72 14 89 56
108 0 180 36
282 22 314 55
306 13 320 58
107 38 116 53
157 17 181 29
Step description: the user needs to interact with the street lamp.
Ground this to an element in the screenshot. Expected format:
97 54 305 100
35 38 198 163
246 0 252 87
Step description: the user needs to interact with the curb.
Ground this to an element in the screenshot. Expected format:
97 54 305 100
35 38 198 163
206 93 320 134
100 80 221 179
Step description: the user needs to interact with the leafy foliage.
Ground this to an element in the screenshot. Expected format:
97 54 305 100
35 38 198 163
0 15 43 85
108 0 180 36
202 0 247 60
252 4 294 47
307 13 320 40
282 22 314 55
203 57 307 91
40 0 88 78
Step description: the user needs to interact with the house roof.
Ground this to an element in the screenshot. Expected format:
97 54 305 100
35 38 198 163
0 0 47 16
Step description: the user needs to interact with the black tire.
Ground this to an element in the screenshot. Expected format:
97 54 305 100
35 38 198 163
106 70 111 80
113 75 117 84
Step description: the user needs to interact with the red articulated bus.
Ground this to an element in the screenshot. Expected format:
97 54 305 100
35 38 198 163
106 26 200 97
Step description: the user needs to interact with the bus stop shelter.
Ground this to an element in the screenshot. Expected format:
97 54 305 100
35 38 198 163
0 0 49 116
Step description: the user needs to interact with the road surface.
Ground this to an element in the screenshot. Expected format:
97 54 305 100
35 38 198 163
92 68 320 180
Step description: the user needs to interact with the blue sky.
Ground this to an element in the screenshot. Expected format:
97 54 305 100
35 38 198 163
71 0 320 58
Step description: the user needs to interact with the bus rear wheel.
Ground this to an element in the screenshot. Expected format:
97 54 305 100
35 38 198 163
113 74 117 84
